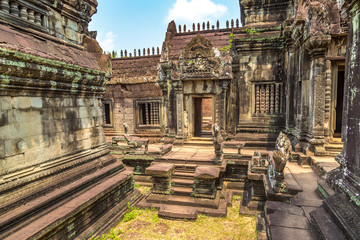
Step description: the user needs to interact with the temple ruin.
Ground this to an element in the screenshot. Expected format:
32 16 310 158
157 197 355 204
1 0 360 239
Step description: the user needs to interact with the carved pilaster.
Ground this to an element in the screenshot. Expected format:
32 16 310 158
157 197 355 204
175 82 184 138
305 36 331 151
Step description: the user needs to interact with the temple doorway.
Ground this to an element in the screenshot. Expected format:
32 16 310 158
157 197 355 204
331 64 345 139
193 97 214 137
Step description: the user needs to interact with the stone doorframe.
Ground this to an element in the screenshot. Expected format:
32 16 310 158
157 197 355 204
184 94 216 139
329 62 345 140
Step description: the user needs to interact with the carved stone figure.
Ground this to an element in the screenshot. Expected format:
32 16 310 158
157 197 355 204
213 123 223 160
271 132 292 189
123 123 149 152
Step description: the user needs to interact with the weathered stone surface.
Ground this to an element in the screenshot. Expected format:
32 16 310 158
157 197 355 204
268 211 309 230
146 163 174 177
194 166 220 179
266 201 304 216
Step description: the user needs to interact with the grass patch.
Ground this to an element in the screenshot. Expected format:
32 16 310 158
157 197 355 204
95 195 257 240
134 184 151 195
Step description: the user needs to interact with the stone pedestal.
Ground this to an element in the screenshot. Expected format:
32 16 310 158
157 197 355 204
194 166 220 199
146 163 174 194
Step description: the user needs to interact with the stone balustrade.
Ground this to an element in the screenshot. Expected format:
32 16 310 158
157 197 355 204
0 0 48 28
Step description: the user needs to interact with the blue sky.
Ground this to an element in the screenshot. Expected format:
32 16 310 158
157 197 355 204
89 0 241 54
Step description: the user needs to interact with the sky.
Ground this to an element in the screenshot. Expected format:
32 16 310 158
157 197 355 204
89 0 241 54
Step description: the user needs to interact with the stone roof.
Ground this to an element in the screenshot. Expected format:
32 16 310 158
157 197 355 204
0 21 102 71
110 55 161 85
169 29 232 58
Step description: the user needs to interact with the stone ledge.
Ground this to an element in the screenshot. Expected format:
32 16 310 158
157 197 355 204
145 163 174 177
195 166 220 179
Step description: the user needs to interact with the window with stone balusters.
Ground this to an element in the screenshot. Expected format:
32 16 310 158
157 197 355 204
102 100 113 127
136 100 161 127
254 83 282 115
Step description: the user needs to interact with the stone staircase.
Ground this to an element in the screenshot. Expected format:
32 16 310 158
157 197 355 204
171 164 197 197
0 152 142 240
184 137 213 146
324 141 343 157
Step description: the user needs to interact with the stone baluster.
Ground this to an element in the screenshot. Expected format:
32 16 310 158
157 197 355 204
275 84 280 113
138 49 141 56
266 85 270 114
124 50 127 57
134 49 136 57
0 0 10 13
28 10 35 22
231 19 234 28
261 85 265 113
216 20 219 29
178 25 181 33
152 47 155 55
202 22 205 30
120 50 123 58
145 103 149 124
147 48 150 56
10 2 19 17
270 84 275 114
197 23 200 31
226 20 229 29
157 47 160 55
192 23 195 31
34 13 42 25
19 6 27 20
42 15 48 29
183 24 186 32
129 53 132 57
256 85 260 113
207 21 210 30
143 48 146 56
212 25 215 30
236 19 240 28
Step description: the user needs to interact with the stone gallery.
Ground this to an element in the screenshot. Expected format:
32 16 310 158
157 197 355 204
0 0 359 239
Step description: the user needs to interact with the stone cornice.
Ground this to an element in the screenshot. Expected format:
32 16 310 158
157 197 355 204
0 48 108 96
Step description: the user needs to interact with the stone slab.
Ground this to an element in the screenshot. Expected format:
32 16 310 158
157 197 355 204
266 201 304 216
145 163 174 177
194 166 220 179
267 211 309 229
269 226 313 240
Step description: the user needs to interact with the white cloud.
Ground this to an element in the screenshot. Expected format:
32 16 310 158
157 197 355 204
167 0 228 24
97 31 116 53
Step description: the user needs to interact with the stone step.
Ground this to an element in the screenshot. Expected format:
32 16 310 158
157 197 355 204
171 186 194 196
171 178 195 187
158 205 197 220
310 206 346 240
144 191 221 209
315 179 335 199
184 141 213 146
173 171 195 179
322 194 360 239
1 166 138 240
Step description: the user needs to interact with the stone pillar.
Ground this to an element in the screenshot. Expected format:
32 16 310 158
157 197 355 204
220 81 229 132
174 82 184 139
305 36 331 154
328 0 360 205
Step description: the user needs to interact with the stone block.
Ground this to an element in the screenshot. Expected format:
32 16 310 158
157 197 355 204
8 109 42 124
4 154 25 173
146 163 174 177
268 211 309 229
265 201 304 216
30 97 43 108
13 96 31 109
78 107 90 118
0 111 9 126
1 96 12 110
0 140 5 158
195 166 220 179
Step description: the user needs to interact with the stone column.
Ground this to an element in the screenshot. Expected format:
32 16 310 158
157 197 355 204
328 0 360 205
174 81 184 139
305 36 331 154
220 80 229 132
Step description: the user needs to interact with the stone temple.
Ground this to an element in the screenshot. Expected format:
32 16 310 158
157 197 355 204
0 0 359 239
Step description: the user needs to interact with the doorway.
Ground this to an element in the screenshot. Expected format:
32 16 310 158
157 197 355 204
331 64 345 139
334 66 345 137
193 97 213 137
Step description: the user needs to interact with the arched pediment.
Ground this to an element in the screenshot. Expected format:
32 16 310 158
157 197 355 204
183 35 215 59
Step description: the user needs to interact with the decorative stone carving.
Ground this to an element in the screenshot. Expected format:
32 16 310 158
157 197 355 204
123 123 149 152
213 123 223 160
269 132 292 191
